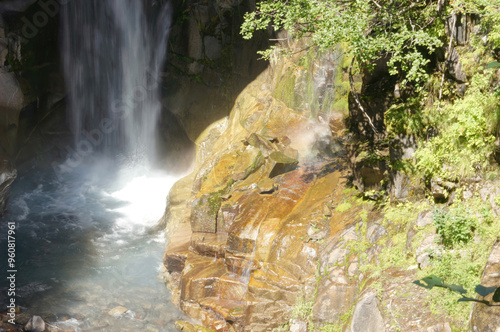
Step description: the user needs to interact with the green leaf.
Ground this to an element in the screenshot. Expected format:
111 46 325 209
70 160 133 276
485 62 500 69
475 285 497 297
413 275 446 289
421 275 446 288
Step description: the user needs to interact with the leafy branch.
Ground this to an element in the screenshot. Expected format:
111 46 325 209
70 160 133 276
414 275 500 306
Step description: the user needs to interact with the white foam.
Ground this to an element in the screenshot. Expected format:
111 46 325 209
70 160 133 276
108 172 177 234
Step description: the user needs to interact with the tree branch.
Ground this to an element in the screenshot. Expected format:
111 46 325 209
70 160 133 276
349 58 378 135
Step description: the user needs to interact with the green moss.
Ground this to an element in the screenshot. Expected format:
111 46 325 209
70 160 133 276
335 202 353 212
274 65 298 109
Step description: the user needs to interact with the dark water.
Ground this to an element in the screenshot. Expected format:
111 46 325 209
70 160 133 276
0 159 187 331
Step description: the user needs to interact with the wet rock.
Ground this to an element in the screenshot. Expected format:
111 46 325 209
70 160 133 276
199 297 246 323
256 177 276 194
470 240 500 331
289 319 307 332
191 233 227 258
218 203 239 233
108 306 128 316
322 204 332 217
25 316 45 332
191 193 221 233
268 151 298 178
416 210 433 227
164 223 192 273
351 291 385 332
180 255 226 302
231 145 264 181
245 133 276 157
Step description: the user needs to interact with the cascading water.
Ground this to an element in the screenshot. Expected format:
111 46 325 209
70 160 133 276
61 0 170 161
0 1 189 331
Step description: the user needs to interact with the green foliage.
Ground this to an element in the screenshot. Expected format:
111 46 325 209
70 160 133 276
415 72 498 179
433 206 476 248
385 95 426 136
290 296 314 322
480 2 500 49
413 275 466 294
335 202 353 212
241 0 456 88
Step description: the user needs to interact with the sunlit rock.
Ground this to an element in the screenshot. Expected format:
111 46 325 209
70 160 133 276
351 291 385 332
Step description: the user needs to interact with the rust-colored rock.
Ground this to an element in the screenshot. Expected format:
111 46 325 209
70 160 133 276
162 53 354 331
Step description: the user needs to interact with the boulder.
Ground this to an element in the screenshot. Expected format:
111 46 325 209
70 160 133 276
351 291 385 332
416 210 433 227
24 315 45 332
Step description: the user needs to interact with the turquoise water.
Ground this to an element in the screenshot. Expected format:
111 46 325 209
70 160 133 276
0 160 187 331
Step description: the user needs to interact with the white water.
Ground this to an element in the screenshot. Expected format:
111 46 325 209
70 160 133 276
61 0 170 160
0 162 186 331
0 1 189 330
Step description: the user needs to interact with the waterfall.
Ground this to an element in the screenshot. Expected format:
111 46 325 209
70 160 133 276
61 0 171 163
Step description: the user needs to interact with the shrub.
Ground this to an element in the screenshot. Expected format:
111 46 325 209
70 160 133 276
433 206 476 248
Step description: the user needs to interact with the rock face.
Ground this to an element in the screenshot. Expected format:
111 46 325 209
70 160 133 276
470 240 500 331
163 45 350 331
162 0 270 143
0 25 22 216
161 39 470 331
